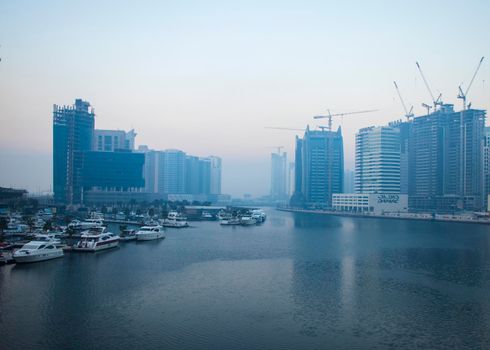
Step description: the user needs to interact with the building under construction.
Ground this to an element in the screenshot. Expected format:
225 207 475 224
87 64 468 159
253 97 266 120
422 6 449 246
291 126 344 208
408 104 486 211
53 99 95 205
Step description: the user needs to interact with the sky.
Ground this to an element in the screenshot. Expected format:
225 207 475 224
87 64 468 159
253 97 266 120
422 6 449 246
0 0 489 196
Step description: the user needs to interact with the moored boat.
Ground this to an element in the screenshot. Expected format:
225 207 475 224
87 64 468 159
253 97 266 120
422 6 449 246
13 241 64 263
120 229 137 241
135 225 165 241
73 227 119 252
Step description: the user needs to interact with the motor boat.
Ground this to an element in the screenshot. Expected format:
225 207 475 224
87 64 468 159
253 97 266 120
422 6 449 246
33 233 62 246
13 240 64 263
136 225 165 241
120 229 137 241
73 227 119 252
201 211 214 220
251 209 267 223
219 217 241 225
162 211 188 228
68 219 104 231
240 215 257 226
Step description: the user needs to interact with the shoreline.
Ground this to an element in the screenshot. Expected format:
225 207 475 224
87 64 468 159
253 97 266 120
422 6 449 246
276 207 490 225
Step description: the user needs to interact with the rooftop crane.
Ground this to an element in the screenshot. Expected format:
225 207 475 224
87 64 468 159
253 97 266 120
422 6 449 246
312 109 378 132
266 146 285 154
421 103 432 115
416 61 442 111
457 56 485 110
393 81 414 121
264 126 304 132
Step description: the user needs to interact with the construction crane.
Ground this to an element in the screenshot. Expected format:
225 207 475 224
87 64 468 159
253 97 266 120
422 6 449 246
421 103 432 115
312 109 378 132
267 146 284 154
457 56 485 110
264 126 304 132
393 81 414 121
416 61 443 111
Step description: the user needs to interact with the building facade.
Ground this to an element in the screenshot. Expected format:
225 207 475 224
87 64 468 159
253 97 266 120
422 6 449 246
270 151 287 199
408 105 485 211
293 126 343 208
332 193 408 214
93 129 136 152
53 99 95 204
484 127 490 210
355 125 401 194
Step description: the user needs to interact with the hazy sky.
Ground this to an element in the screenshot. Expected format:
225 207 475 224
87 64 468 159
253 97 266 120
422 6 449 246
1 0 489 196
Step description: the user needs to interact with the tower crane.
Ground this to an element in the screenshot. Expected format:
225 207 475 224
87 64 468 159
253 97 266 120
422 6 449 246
416 61 443 111
312 109 378 132
393 81 414 121
264 126 304 132
266 146 285 154
457 56 485 110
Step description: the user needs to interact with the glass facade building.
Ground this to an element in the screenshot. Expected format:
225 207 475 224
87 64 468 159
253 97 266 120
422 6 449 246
53 99 95 204
293 126 344 208
355 125 401 194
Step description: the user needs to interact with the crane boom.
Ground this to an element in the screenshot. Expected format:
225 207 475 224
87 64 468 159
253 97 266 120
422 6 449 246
457 56 485 110
465 56 485 96
393 81 414 120
264 126 304 131
416 61 439 108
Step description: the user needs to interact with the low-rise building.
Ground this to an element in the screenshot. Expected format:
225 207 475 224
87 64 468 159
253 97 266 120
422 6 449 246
332 193 408 214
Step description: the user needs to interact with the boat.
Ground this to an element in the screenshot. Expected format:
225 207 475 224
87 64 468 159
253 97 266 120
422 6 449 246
72 227 119 252
220 217 241 225
13 240 64 263
251 209 267 223
201 211 214 220
136 225 165 240
240 215 257 226
68 219 104 231
33 233 62 246
162 211 189 228
120 229 137 241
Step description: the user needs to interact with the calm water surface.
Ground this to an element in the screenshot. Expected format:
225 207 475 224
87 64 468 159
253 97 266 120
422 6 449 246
1 210 490 349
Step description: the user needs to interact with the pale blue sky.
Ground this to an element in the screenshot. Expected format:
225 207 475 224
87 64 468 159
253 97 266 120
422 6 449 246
0 0 489 196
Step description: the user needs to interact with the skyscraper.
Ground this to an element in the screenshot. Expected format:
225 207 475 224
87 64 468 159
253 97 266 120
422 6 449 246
53 99 95 204
208 156 222 195
93 129 136 151
355 125 400 194
270 151 287 199
294 126 343 208
483 127 490 209
409 105 485 211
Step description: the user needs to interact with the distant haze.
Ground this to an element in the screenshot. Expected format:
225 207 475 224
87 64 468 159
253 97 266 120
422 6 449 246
1 1 489 196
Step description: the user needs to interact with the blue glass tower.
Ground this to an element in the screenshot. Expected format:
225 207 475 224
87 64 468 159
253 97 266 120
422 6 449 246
53 99 95 204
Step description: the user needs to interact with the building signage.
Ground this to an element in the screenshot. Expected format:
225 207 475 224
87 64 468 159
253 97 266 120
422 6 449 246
377 194 400 204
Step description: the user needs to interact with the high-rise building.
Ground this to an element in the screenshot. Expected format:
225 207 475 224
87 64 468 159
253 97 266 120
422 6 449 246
53 99 95 204
270 151 287 199
293 126 343 208
161 150 186 194
288 162 295 197
93 129 136 151
355 125 400 194
484 127 490 210
408 105 485 211
208 156 222 195
343 169 355 193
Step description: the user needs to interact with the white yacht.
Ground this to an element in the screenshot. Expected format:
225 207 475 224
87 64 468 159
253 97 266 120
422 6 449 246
136 225 165 241
251 209 267 223
220 217 241 225
73 227 119 252
162 211 189 228
13 241 64 263
120 229 137 241
240 215 257 226
33 233 62 245
68 219 103 231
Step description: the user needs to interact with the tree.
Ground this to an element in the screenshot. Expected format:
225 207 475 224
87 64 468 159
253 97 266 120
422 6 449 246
43 220 53 232
148 208 155 217
0 217 8 242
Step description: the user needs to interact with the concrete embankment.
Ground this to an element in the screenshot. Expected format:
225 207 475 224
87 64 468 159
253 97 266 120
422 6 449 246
276 207 490 225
